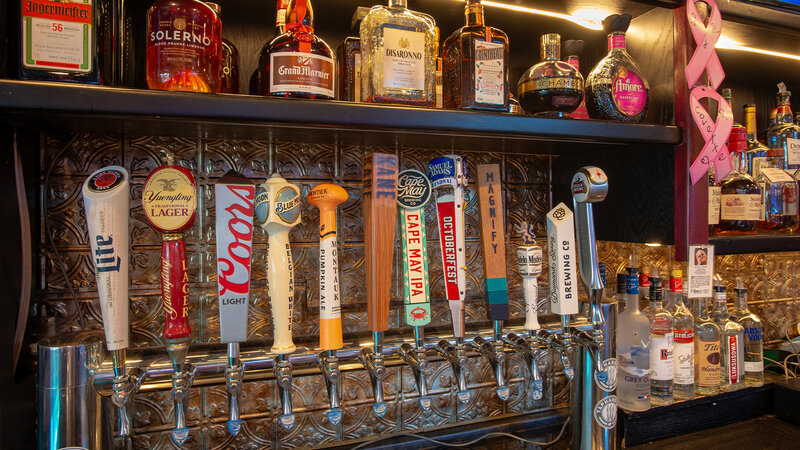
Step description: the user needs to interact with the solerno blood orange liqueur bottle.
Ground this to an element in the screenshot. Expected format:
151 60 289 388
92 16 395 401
146 0 222 93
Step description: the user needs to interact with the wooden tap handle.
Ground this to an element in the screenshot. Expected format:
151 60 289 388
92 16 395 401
477 164 509 321
363 153 398 333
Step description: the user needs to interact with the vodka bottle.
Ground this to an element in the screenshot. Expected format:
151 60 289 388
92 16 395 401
647 276 674 406
730 278 764 387
669 270 695 400
695 294 720 396
711 278 745 392
638 266 650 311
616 268 651 411
616 272 627 313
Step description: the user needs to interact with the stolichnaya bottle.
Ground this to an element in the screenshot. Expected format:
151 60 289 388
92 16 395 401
442 0 509 111
205 3 239 94
586 14 649 122
564 39 590 120
711 277 745 392
517 33 584 117
729 278 763 387
667 270 694 400
360 0 437 106
258 0 335 99
147 0 222 93
617 268 651 412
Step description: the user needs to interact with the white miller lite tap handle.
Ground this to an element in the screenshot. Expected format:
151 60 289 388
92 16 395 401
428 155 467 339
515 223 542 331
256 174 301 354
83 167 130 351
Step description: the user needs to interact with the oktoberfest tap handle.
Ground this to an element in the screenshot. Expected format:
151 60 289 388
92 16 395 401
428 155 467 339
363 154 399 333
476 164 509 323
515 223 542 331
308 184 348 351
397 170 432 330
256 173 301 354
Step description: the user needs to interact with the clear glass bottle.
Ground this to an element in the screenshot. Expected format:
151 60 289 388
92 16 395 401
695 294 720 396
716 126 761 235
709 165 720 234
585 14 649 122
616 272 627 313
258 0 335 99
711 277 745 392
146 0 222 93
517 33 584 117
768 84 800 174
360 0 437 107
442 0 509 111
745 104 769 179
646 276 674 406
639 266 650 312
729 278 764 387
565 39 590 120
668 270 695 400
756 148 799 233
617 268 651 412
205 3 239 94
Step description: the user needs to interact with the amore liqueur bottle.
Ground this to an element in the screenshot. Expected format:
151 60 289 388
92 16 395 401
442 0 509 111
586 14 649 122
20 0 102 83
517 33 584 117
258 0 335 99
564 40 590 119
360 0 437 106
205 3 239 94
147 0 222 93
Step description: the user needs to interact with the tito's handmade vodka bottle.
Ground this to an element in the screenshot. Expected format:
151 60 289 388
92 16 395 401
695 294 721 396
617 268 651 412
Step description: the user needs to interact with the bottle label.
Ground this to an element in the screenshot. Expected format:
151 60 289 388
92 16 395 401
758 181 766 221
744 325 762 342
473 40 505 105
670 277 683 294
611 66 647 117
531 76 583 91
608 34 626 50
787 138 800 165
708 185 721 225
784 182 799 216
354 51 362 102
143 167 197 232
269 52 335 98
22 0 93 72
751 157 767 180
674 340 694 384
697 340 720 388
727 334 741 384
382 27 425 91
650 332 674 381
720 193 762 221
744 360 763 372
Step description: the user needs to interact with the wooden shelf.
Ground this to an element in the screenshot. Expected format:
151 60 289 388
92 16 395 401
0 80 681 154
711 234 800 255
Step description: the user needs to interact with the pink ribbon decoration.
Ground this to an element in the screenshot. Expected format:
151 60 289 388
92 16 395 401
689 86 733 185
685 0 725 90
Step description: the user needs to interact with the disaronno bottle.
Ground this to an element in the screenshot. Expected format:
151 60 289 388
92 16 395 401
20 0 101 83
258 0 335 99
146 0 222 93
360 0 437 106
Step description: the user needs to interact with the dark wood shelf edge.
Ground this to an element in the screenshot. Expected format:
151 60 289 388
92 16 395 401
719 1 800 34
710 234 800 255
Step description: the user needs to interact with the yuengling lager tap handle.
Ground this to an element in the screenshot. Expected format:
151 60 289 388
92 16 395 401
142 151 198 445
214 169 255 437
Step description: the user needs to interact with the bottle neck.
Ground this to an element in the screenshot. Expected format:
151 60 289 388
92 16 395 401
778 104 794 124
734 290 748 311
389 0 407 8
626 292 640 312
466 0 485 26
607 32 626 52
733 150 748 174
566 56 580 71
713 292 728 313
287 0 313 27
745 107 757 139
275 0 289 33
697 298 710 319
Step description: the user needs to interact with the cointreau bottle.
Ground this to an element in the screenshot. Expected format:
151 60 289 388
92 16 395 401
564 40 589 119
360 0 437 107
146 0 222 93
442 0 509 111
20 0 101 83
258 0 335 99
517 33 584 117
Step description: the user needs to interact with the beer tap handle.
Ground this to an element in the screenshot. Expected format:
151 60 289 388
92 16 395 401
397 170 433 331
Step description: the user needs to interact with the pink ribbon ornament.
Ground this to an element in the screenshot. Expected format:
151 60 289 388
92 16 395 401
685 0 725 90
689 86 733 185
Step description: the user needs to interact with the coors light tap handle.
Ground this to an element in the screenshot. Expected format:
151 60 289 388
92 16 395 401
142 152 197 445
214 170 255 437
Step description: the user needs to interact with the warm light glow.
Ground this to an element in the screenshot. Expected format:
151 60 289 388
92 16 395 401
645 243 662 247
459 0 604 30
716 34 800 63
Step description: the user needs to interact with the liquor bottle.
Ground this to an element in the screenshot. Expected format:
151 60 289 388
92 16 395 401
517 34 584 117
434 27 443 109
745 104 769 179
251 0 290 95
586 14 649 122
767 84 800 174
756 147 799 233
729 278 763 387
646 276 674 406
564 40 590 120
147 0 222 93
721 89 741 127
442 0 509 111
205 3 239 94
20 0 103 83
694 294 720 396
708 165 720 234
616 272 627 313
258 0 335 99
711 277 745 392
667 270 695 400
617 268 651 412
716 126 760 235
360 0 437 107
638 266 650 311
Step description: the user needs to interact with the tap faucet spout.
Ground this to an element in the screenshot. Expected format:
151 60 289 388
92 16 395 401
317 350 343 425
274 354 295 430
435 339 470 404
398 343 432 411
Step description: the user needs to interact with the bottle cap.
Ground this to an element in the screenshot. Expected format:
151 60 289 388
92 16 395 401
602 14 631 34
564 39 585 57
734 277 747 293
728 125 747 152
617 273 627 293
540 33 561 61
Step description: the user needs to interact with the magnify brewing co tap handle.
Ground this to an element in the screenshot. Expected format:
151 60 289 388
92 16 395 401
476 164 509 322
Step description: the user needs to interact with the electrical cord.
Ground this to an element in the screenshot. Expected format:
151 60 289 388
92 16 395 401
42 133 85 330
351 415 570 449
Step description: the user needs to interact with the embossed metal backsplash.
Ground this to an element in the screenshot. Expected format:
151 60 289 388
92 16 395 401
38 134 800 448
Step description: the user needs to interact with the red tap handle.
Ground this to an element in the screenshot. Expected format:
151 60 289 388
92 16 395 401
162 237 190 340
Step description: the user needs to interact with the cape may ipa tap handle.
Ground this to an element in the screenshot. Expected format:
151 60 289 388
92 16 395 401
308 183 348 351
476 164 509 323
397 169 432 329
143 154 197 343
428 155 468 339
256 173 301 354
363 153 398 334
515 223 543 331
